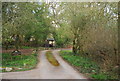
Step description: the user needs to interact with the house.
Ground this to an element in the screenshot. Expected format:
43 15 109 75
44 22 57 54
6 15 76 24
46 38 55 47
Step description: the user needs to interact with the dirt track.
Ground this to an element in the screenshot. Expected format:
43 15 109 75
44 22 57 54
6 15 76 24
1 49 89 80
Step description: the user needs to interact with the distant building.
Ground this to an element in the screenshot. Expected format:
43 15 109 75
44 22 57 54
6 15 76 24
46 38 55 47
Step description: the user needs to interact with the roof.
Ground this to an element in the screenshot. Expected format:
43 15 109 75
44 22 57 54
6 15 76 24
47 38 55 41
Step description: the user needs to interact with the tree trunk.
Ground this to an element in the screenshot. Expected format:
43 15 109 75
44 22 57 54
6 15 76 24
15 35 20 51
73 38 77 54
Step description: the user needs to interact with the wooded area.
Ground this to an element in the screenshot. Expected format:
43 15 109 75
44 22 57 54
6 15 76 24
2 2 119 79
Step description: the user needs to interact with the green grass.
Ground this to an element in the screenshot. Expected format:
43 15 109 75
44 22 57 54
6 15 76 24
21 46 34 49
60 50 115 80
46 51 60 66
1 52 38 72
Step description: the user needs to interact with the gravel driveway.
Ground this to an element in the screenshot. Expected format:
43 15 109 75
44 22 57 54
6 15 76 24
1 49 89 80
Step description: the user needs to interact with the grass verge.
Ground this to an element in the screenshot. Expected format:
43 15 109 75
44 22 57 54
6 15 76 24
60 50 117 80
1 51 38 72
46 51 59 66
21 46 34 49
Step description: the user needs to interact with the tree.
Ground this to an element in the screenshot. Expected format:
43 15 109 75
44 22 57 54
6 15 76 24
52 2 118 76
2 2 51 50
